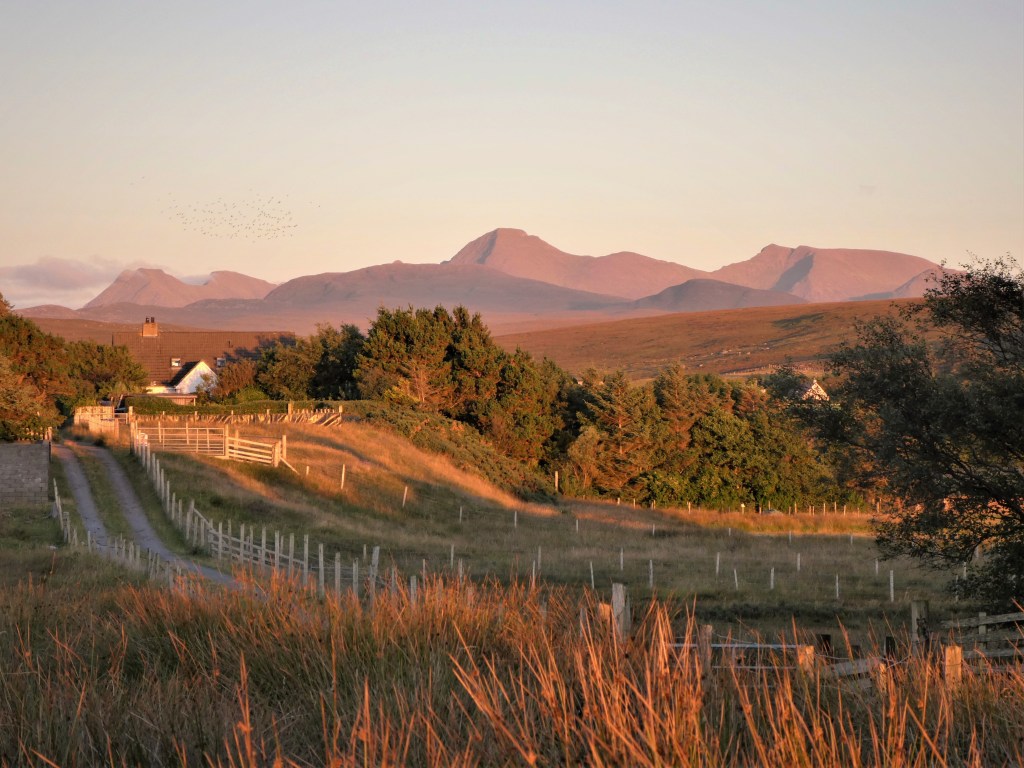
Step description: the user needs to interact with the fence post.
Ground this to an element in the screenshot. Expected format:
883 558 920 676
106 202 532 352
943 645 963 685
217 521 223 561
911 600 930 648
352 560 360 597
318 543 325 596
335 552 341 596
409 574 417 603
303 534 309 585
611 583 630 639
698 624 713 677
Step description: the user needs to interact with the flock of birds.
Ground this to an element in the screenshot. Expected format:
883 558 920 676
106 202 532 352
162 194 300 242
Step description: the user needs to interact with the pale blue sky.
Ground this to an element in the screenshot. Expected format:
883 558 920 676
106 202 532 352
2 0 1021 308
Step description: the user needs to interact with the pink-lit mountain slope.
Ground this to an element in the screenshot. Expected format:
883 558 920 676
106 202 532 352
447 228 707 300
84 269 276 309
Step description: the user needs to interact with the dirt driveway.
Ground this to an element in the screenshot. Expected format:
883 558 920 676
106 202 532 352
54 441 235 587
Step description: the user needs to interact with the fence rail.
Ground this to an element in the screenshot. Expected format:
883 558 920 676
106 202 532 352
131 432 389 597
941 609 1024 660
133 423 285 468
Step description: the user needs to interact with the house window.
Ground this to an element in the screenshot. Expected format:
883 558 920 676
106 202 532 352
170 358 182 368
215 357 226 368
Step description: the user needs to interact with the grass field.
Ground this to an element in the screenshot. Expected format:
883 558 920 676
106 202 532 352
0 420 1017 765
0 522 1019 766
127 418 968 646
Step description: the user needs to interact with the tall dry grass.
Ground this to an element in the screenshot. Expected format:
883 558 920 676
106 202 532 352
1 558 1020 767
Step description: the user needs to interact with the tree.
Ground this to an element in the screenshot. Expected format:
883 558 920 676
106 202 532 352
210 359 261 400
65 341 147 404
308 324 364 400
257 338 319 400
818 258 1024 605
356 306 454 408
574 372 662 494
0 354 60 440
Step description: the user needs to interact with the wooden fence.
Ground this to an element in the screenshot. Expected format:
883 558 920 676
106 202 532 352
124 406 346 426
941 609 1024 662
133 423 287 468
132 433 390 597
74 405 120 437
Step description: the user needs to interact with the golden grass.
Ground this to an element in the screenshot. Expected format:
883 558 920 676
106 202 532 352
1 566 1020 766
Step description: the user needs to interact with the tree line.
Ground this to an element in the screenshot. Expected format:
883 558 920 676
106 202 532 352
207 304 838 510
5 256 1019 604
0 294 147 441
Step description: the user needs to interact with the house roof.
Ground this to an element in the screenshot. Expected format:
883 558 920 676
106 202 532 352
797 379 830 401
111 325 293 386
168 361 202 388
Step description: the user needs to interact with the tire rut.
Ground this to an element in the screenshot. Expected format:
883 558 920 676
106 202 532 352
57 441 236 587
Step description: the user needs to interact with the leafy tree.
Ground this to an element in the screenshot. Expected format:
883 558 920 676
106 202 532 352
308 323 364 400
573 371 662 494
0 354 60 440
0 307 73 405
816 258 1024 605
477 349 564 464
257 338 319 400
211 359 260 400
447 306 504 421
65 341 147 404
356 306 454 408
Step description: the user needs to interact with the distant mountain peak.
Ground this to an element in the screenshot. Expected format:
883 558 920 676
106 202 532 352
448 228 706 299
712 244 939 304
84 267 276 309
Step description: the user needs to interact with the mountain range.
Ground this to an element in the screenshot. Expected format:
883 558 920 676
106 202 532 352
19 228 943 334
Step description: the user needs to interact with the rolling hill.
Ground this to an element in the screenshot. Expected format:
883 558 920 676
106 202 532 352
84 268 276 309
631 279 806 312
710 245 939 303
496 299 917 381
447 228 707 299
19 228 942 338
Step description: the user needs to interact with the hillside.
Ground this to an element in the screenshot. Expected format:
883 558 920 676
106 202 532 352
497 299 916 380
84 268 276 309
31 262 633 335
632 278 805 312
447 228 706 299
711 245 938 303
20 230 942 337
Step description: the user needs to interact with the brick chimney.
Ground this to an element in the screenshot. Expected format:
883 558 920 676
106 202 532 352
142 317 159 337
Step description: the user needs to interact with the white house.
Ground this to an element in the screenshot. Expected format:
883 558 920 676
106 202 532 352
145 360 217 396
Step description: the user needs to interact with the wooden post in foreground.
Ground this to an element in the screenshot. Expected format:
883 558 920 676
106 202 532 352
611 583 631 639
943 645 963 684
698 624 713 677
911 600 930 648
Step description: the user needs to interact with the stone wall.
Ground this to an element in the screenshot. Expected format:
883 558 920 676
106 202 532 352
0 442 50 511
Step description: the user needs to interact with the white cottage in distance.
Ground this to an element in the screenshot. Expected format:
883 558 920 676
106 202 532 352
798 379 830 402
109 317 292 405
147 359 217 397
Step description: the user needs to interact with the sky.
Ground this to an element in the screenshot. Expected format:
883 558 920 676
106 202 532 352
1 0 1022 309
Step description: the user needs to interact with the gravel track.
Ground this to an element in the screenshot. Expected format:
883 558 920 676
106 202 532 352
54 441 235 587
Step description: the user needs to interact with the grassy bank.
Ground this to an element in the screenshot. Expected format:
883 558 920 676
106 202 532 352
0 564 1020 766
124 420 967 641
